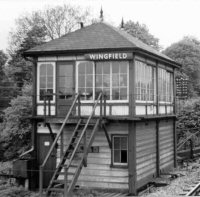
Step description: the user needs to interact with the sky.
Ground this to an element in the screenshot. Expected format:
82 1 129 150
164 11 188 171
0 0 200 51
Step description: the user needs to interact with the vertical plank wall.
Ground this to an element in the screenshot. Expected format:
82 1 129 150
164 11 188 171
59 122 129 190
159 119 174 170
136 121 157 186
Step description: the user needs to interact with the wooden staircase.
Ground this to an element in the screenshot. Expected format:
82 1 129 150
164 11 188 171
39 92 104 197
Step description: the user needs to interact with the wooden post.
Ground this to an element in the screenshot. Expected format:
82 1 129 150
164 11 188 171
39 166 43 197
173 118 177 168
64 166 68 197
128 122 137 195
61 132 64 157
156 61 159 115
78 94 81 118
48 97 51 116
156 120 160 177
100 93 102 120
103 94 106 117
129 58 135 117
83 130 87 167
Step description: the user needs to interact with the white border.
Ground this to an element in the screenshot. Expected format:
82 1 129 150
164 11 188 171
37 62 56 104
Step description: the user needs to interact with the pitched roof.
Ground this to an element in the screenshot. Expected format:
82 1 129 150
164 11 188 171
25 22 180 66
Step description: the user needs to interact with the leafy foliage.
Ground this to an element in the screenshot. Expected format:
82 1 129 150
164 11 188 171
177 98 200 146
0 84 32 160
123 20 161 51
6 4 91 88
163 36 200 97
0 50 8 81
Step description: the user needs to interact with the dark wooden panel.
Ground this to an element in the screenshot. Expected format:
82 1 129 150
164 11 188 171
159 120 174 170
136 121 156 182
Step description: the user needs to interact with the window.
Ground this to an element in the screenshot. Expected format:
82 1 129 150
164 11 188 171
135 61 156 102
38 62 55 102
77 61 128 101
77 61 94 100
112 135 128 165
158 68 173 103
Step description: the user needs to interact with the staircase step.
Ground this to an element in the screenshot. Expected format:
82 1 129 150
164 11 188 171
57 172 75 176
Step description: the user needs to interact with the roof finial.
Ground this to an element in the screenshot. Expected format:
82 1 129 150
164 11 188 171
121 17 124 29
100 6 103 21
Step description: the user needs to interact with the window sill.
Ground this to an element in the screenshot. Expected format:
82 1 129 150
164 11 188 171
110 163 128 169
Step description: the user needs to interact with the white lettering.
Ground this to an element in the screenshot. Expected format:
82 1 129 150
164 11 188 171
86 53 131 60
123 53 127 59
104 54 108 59
89 54 96 60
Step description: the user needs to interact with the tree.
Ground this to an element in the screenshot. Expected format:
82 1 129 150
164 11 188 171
6 4 91 88
123 20 161 51
0 83 32 160
163 36 200 97
0 50 8 81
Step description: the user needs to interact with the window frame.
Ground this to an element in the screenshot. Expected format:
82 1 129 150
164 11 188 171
76 61 129 103
135 60 156 104
37 62 56 103
111 134 128 167
158 67 174 104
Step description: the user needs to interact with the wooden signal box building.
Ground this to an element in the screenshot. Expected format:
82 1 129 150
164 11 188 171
25 22 181 196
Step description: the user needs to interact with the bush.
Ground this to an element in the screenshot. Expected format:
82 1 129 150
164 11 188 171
0 84 32 160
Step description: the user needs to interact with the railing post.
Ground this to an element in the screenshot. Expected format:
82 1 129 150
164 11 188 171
100 92 102 120
39 166 43 197
64 166 68 197
48 96 51 116
104 94 106 117
44 93 46 124
84 130 87 167
78 94 81 118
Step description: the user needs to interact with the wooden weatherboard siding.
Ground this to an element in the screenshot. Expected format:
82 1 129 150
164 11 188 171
52 122 129 190
159 119 174 171
136 121 157 186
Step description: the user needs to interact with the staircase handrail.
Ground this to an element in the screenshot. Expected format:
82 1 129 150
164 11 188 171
67 119 100 195
41 93 79 168
177 130 200 151
66 92 103 170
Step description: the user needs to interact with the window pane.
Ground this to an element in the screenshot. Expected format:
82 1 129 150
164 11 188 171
40 65 46 75
112 62 119 73
86 75 93 87
112 74 119 87
121 137 127 149
120 62 127 73
47 82 53 89
103 88 110 100
103 63 110 74
47 65 53 75
78 63 85 74
86 62 93 74
85 88 93 100
47 76 53 83
114 150 120 163
112 88 119 100
96 75 102 87
120 88 127 100
120 74 127 86
121 150 127 163
96 63 103 74
78 76 85 88
114 137 120 149
40 76 46 88
103 75 110 87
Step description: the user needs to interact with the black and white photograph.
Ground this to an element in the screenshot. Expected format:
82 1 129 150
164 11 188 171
0 0 200 196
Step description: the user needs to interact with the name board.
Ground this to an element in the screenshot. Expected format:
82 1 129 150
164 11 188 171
176 76 188 100
85 52 133 61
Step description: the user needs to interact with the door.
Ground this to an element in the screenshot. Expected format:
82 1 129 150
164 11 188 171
37 134 57 188
57 62 75 117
